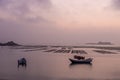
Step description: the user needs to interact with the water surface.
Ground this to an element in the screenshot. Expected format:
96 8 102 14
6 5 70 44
0 46 120 80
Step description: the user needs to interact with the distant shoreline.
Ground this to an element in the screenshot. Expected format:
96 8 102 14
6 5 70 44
86 41 113 45
1 41 119 51
0 41 20 46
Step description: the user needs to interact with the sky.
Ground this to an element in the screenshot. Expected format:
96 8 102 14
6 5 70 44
0 0 120 45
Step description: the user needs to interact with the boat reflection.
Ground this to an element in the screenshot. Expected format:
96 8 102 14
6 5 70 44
69 63 92 69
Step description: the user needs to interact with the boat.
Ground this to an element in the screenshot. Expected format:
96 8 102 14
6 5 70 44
18 58 27 67
69 58 93 64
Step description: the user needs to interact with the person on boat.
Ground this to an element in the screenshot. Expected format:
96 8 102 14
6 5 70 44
74 55 85 60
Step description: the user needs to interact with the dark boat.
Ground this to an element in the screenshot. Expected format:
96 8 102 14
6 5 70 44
18 58 27 67
69 58 93 64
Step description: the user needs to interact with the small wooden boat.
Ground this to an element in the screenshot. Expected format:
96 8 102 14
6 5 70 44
69 58 93 64
18 58 27 67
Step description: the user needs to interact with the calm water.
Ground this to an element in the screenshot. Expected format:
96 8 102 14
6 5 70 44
0 46 120 80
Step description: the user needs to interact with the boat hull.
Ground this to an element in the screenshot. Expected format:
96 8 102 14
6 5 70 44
69 58 93 64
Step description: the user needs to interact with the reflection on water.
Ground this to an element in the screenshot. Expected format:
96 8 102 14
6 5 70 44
69 63 93 72
0 47 120 80
17 66 27 71
69 63 92 67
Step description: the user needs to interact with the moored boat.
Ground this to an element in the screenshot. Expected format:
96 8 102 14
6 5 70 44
69 58 93 64
18 58 27 67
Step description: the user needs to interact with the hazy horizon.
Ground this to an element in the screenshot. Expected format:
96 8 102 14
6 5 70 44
0 0 120 45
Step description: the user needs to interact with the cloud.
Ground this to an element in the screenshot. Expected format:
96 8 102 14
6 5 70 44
0 0 52 9
0 0 52 23
111 0 120 10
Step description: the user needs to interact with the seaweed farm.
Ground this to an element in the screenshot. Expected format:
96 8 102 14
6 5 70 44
54 49 71 53
10 45 120 55
71 50 87 54
44 49 87 54
93 50 118 54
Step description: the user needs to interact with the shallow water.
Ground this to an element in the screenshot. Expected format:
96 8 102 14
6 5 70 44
0 46 120 80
